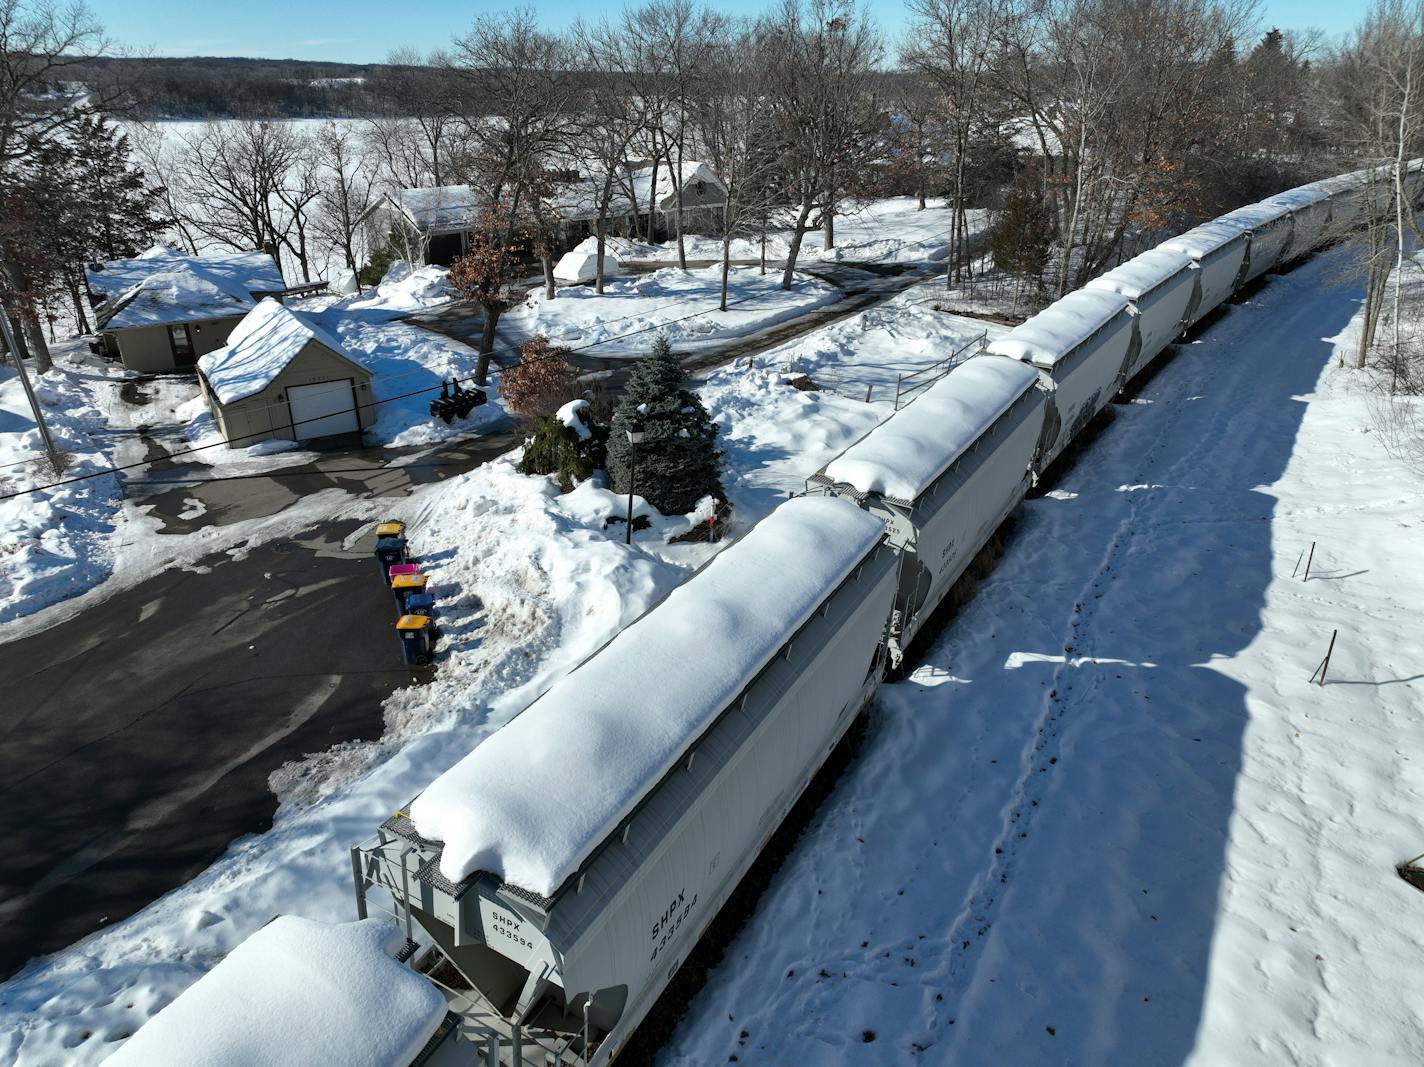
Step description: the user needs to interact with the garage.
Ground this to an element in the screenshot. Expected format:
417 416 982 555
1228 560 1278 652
197 299 375 448
287 380 360 440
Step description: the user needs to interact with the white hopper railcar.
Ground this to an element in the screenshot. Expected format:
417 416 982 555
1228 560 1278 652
353 497 899 1066
1084 248 1195 383
1218 200 1295 283
984 288 1134 470
805 354 1043 665
1160 219 1250 325
1263 186 1332 261
104 916 462 1067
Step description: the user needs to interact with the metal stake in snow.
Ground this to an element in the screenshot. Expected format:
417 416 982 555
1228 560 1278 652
0 312 65 475
1308 629 1338 686
1303 541 1317 581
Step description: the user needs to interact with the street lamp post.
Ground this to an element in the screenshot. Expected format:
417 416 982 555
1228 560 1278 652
624 422 645 546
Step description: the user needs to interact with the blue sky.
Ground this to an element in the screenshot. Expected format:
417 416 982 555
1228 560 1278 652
90 0 1362 65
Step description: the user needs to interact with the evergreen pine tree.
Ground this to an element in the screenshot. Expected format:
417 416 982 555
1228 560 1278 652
606 334 724 515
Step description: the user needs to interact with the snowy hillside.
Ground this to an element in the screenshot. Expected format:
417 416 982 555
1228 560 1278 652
660 248 1424 1065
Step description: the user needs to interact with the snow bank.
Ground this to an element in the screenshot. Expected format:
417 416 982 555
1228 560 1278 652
198 299 354 405
501 265 838 356
410 495 886 895
821 356 1038 501
986 289 1130 368
0 346 124 623
1085 248 1194 301
350 262 452 312
554 248 620 284
103 917 445 1067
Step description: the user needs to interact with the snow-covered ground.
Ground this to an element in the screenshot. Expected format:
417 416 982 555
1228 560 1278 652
0 343 125 623
661 247 1424 1066
501 264 839 356
583 197 986 267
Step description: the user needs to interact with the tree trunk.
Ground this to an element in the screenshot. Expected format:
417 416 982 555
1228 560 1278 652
823 199 835 251
595 218 609 296
475 306 501 386
67 274 92 335
780 202 815 291
721 234 731 312
674 147 687 270
542 255 556 300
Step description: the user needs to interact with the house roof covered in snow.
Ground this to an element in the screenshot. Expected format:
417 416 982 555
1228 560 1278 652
391 185 484 233
85 246 285 301
198 299 364 405
102 917 447 1067
97 271 256 331
409 495 887 897
392 162 727 235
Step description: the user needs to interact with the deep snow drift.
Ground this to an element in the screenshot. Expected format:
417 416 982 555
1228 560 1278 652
659 247 1424 1066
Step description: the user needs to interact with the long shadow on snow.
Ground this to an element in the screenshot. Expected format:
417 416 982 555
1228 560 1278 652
922 259 1363 1064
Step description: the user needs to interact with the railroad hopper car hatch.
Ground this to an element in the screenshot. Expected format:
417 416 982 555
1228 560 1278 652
353 498 898 1064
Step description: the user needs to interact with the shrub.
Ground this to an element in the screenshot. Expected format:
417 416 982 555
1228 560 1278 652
516 412 598 492
606 333 725 515
498 334 580 417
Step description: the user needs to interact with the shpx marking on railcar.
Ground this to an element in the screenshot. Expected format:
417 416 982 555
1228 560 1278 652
650 888 699 963
489 909 536 950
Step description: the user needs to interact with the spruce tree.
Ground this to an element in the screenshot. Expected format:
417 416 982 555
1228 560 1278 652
606 334 724 515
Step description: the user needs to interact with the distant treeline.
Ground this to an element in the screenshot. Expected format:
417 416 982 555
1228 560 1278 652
69 56 393 119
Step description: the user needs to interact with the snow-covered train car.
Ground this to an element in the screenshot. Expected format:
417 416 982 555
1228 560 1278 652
1159 220 1250 324
984 288 1133 470
1315 170 1370 234
1219 200 1295 283
1264 186 1332 260
353 497 899 1066
105 917 461 1067
805 354 1043 663
1084 248 1194 381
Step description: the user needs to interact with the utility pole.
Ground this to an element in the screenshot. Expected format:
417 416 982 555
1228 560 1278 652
0 311 65 474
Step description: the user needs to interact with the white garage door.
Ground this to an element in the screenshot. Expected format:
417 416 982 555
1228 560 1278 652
288 379 359 440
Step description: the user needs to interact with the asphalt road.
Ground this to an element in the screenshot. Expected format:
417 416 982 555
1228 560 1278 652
0 523 418 979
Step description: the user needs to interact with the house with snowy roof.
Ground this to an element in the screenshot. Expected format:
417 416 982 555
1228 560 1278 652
85 247 290 373
378 161 728 267
197 299 375 446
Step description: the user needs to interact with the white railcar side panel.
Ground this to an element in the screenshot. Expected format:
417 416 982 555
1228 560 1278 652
1127 272 1194 377
1189 244 1248 323
558 558 900 1059
1241 217 1292 282
1287 200 1331 257
1039 317 1132 467
896 394 1043 648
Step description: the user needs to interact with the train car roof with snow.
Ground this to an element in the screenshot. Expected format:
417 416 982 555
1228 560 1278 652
1218 200 1292 229
819 355 1039 502
1264 186 1329 210
409 495 887 898
985 288 1130 369
103 917 447 1067
1160 218 1250 259
1084 248 1193 301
